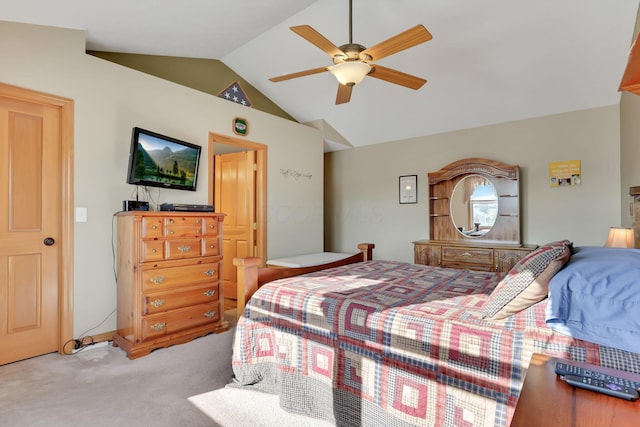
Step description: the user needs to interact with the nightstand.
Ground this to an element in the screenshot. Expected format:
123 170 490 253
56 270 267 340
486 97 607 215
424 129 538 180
511 353 640 426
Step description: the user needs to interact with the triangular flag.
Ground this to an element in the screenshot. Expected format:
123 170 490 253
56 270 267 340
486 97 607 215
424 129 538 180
217 81 253 107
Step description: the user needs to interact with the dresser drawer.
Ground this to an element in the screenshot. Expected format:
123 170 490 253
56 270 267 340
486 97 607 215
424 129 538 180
142 217 164 238
142 262 219 291
442 246 493 270
141 302 220 341
202 237 220 256
143 284 220 315
142 240 164 262
202 217 219 236
441 261 495 271
164 216 204 238
165 238 202 259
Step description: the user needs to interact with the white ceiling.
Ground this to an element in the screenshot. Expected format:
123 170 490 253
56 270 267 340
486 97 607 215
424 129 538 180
2 0 639 150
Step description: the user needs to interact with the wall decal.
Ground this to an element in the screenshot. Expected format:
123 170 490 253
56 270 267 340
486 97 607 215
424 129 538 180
280 168 312 180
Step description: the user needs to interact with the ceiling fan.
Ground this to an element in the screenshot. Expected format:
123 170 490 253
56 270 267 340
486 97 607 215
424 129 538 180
269 0 432 104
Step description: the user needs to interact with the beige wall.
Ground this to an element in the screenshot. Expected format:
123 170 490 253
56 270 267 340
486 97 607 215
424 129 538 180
0 20 324 337
326 106 623 262
620 94 640 226
87 51 295 121
620 6 640 228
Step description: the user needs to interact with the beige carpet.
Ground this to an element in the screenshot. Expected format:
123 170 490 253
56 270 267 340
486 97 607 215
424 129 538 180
189 387 333 427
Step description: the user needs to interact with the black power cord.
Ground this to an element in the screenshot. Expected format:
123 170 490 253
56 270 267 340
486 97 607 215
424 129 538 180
62 336 96 355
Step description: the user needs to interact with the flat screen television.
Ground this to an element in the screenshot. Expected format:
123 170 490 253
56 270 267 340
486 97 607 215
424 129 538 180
126 127 201 191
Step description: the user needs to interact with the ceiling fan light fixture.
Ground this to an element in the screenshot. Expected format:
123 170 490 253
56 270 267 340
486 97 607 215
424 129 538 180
329 61 371 86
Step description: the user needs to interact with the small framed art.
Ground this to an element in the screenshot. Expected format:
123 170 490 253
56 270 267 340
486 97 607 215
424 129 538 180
549 160 581 187
233 117 249 136
399 175 418 204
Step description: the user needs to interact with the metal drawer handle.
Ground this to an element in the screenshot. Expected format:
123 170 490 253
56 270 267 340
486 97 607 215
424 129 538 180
150 276 165 284
150 322 166 331
150 298 165 308
461 252 473 257
204 289 216 297
204 269 216 276
151 248 157 253
178 245 191 253
204 310 217 318
152 225 158 230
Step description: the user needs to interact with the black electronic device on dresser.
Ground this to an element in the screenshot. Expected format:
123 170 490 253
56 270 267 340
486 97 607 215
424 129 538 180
159 203 214 212
123 200 150 211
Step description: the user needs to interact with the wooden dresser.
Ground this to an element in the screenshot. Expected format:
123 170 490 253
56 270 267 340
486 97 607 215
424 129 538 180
413 239 537 272
416 158 537 273
113 211 229 359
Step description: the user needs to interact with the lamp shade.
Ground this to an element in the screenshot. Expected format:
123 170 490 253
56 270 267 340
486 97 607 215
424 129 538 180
604 227 634 248
329 61 371 86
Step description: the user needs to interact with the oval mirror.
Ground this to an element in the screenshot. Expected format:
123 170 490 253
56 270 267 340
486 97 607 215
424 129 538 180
450 175 498 238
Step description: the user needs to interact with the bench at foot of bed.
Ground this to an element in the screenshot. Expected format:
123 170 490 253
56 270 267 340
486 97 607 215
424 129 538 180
233 243 374 318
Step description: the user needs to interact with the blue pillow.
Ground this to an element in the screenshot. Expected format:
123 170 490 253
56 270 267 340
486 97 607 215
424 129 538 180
546 246 640 354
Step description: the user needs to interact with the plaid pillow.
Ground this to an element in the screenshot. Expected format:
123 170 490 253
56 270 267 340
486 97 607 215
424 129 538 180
482 240 572 319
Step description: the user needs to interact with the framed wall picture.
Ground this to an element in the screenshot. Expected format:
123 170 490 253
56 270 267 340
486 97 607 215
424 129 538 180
233 117 249 136
399 175 418 204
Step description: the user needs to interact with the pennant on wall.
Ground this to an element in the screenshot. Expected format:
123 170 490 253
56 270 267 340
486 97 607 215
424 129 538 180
217 81 253 107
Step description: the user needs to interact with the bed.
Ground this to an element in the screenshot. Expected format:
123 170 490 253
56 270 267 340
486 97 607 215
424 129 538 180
230 240 640 426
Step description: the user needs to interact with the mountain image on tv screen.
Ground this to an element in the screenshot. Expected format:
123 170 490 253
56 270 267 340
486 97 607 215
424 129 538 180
134 136 199 187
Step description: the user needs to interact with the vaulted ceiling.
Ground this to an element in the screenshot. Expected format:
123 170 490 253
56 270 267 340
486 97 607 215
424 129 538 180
2 0 639 151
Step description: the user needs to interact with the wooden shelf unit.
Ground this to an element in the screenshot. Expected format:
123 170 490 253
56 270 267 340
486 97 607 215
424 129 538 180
427 158 521 245
631 186 640 248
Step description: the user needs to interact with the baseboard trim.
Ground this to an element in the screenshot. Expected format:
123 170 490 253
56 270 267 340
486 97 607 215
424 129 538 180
91 330 115 343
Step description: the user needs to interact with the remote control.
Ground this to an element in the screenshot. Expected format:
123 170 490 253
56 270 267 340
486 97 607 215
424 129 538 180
563 374 639 401
555 362 640 391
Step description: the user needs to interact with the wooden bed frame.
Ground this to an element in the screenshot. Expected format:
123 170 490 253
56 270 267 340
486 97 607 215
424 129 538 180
232 243 375 318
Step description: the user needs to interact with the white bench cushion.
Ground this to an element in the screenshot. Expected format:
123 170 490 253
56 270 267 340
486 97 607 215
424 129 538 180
266 252 354 268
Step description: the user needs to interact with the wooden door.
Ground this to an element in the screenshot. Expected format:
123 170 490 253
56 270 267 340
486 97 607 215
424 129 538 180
214 151 256 299
0 84 73 365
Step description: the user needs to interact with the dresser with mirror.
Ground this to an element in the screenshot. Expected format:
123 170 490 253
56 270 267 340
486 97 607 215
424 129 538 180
414 158 537 272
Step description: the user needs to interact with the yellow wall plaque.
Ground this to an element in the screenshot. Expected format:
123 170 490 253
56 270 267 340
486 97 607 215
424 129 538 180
549 160 581 187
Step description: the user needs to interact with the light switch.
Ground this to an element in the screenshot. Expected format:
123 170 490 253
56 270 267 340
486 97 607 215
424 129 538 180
75 207 88 222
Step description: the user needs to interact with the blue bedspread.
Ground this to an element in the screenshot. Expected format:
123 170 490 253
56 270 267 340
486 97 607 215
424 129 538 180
546 246 640 353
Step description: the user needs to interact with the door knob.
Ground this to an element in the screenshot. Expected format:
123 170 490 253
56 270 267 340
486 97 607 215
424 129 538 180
43 237 55 246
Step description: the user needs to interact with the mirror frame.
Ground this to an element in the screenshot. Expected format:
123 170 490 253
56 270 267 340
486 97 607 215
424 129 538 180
428 158 521 245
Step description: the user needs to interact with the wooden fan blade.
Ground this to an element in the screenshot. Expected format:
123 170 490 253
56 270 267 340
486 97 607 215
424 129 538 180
336 83 353 104
290 25 345 58
368 64 426 90
269 66 330 82
361 25 432 62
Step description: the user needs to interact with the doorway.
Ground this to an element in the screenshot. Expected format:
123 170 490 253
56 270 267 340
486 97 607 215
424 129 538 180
0 83 74 365
208 133 266 311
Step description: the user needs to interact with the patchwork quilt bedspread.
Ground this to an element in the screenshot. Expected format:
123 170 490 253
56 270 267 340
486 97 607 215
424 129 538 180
231 260 639 427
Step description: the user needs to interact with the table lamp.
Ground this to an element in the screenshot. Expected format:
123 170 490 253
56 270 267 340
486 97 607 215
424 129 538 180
604 227 634 248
